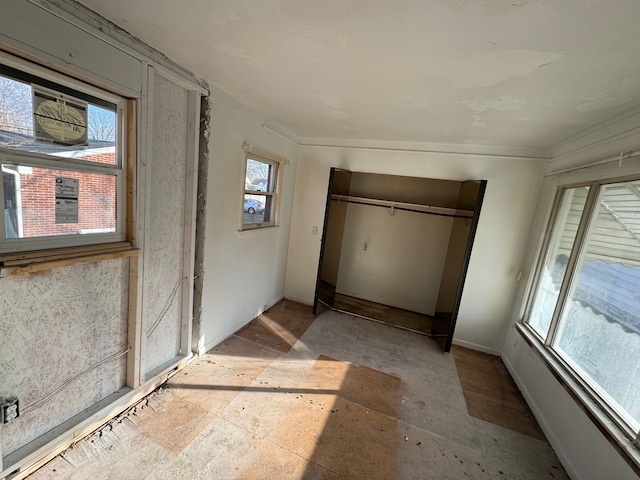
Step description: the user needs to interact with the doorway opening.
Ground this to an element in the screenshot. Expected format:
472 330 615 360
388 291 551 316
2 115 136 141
313 169 486 352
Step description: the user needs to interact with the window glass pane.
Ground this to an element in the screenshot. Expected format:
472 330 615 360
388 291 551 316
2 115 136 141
0 74 117 165
243 194 272 226
245 157 273 193
3 164 116 238
554 180 640 431
527 186 589 337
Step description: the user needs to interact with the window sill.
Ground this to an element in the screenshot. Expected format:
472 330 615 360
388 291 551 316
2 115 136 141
238 224 279 233
0 242 138 276
515 321 640 476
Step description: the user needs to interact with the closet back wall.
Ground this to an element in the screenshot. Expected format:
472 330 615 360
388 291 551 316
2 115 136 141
336 203 453 315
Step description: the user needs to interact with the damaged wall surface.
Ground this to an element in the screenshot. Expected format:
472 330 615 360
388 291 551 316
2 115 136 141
195 87 299 353
0 1 203 476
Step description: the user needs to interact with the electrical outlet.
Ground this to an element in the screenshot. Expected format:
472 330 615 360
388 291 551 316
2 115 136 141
1 398 19 423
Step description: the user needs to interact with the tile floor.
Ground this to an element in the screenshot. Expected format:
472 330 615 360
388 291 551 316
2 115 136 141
27 300 569 479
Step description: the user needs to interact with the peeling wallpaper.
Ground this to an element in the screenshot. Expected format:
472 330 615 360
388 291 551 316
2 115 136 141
0 258 129 456
144 73 188 374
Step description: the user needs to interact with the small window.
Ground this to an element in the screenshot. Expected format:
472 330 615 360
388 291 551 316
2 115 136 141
0 57 126 253
241 146 283 230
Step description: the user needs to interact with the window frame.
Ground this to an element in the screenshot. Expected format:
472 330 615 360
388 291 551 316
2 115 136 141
239 144 284 231
0 51 128 255
520 168 640 456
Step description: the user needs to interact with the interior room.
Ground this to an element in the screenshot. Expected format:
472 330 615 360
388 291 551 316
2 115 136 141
1 1 640 479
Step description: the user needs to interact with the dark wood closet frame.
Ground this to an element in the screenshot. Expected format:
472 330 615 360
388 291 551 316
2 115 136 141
312 168 486 353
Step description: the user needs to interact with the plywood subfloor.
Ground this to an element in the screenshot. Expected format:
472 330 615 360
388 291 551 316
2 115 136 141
28 299 568 480
452 345 546 440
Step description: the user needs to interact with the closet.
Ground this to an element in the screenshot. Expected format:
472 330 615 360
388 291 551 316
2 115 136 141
312 168 486 352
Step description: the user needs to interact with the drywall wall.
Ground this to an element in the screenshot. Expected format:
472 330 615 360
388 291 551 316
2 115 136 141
196 86 299 353
336 203 453 315
0 258 129 457
503 125 640 479
143 72 189 374
503 327 639 480
285 145 549 353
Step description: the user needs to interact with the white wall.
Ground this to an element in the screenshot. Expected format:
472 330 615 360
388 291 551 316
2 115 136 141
503 118 640 479
336 203 453 315
197 87 299 353
503 328 639 480
285 145 549 354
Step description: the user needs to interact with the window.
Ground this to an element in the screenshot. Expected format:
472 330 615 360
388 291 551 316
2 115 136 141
0 56 126 254
524 177 640 442
241 144 283 230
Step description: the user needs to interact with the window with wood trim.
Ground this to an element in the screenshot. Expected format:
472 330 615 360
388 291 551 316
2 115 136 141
241 145 283 230
523 177 640 444
0 54 126 255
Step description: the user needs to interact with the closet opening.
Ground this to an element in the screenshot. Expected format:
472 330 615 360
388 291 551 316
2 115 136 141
313 168 486 352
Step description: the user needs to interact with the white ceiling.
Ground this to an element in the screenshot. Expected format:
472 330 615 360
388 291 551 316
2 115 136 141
79 0 640 152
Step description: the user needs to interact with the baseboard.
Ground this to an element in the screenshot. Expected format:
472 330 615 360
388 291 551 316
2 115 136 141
199 294 285 355
283 294 313 306
501 354 578 480
451 338 502 356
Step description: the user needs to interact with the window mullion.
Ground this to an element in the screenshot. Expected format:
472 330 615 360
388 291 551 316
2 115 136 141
521 187 566 326
0 168 6 242
545 182 600 346
0 151 119 175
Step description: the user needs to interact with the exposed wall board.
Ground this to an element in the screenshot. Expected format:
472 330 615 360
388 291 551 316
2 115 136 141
143 73 188 373
0 1 203 473
285 146 549 352
336 203 453 315
0 0 142 96
0 258 129 456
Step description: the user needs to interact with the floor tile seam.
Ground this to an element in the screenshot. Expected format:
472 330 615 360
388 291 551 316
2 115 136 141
163 374 294 426
159 389 230 423
199 409 272 442
163 377 308 430
463 392 534 415
300 348 463 391
229 333 293 356
256 435 347 479
461 391 544 435
471 417 555 455
407 376 465 396
395 417 484 455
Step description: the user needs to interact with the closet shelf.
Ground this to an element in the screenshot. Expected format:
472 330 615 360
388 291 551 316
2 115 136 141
331 194 474 218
